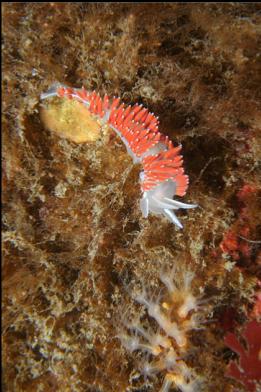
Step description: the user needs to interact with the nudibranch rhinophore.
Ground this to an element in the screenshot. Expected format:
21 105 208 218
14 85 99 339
41 83 197 228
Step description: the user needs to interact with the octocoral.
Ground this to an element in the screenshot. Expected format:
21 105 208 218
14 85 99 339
117 266 208 391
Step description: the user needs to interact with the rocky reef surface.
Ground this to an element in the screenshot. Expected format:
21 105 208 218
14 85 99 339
2 3 261 391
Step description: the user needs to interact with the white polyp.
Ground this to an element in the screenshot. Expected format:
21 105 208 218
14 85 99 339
178 294 197 318
164 347 178 370
152 334 172 350
141 361 161 378
183 271 195 291
175 379 199 392
160 375 173 392
119 334 140 353
146 303 185 347
160 272 176 294
120 330 161 355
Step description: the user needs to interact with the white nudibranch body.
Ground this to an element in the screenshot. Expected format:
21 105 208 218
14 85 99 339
41 83 197 229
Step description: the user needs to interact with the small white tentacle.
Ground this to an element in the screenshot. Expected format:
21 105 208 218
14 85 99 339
40 83 64 100
140 196 149 218
164 197 197 209
163 209 183 229
151 196 179 210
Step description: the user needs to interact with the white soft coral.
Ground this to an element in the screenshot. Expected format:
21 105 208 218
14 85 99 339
117 266 206 391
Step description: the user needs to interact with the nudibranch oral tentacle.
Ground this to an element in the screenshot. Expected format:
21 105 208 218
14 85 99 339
41 83 197 228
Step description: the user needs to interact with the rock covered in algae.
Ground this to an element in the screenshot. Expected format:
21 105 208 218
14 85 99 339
2 3 261 392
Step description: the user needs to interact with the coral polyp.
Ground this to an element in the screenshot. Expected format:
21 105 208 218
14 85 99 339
41 84 197 228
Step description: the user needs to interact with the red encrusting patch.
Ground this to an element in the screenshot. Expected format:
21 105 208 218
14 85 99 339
56 86 188 194
225 320 261 392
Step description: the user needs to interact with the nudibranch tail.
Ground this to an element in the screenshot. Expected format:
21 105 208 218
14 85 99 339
41 83 197 228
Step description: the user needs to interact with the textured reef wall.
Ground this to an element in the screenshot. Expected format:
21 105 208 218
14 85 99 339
2 3 261 392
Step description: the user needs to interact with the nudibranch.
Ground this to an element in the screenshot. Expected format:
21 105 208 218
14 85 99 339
41 83 197 228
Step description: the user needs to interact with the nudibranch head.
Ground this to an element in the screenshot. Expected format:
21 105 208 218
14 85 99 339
41 83 197 228
140 179 197 229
